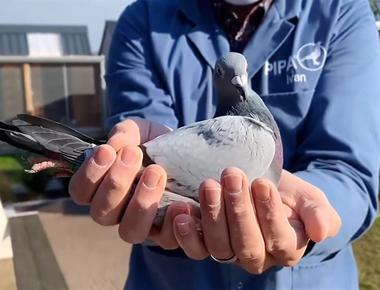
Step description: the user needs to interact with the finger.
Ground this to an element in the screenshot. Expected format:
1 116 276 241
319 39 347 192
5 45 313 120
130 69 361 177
280 171 341 242
173 214 208 260
298 199 341 242
118 164 167 244
108 118 172 151
222 167 268 272
252 179 306 265
199 179 234 260
107 119 142 151
149 202 190 249
89 146 143 225
68 145 116 205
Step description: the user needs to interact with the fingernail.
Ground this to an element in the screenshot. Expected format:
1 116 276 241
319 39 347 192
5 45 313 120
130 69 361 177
256 182 271 202
223 174 243 194
204 187 221 207
121 147 136 166
176 216 190 236
93 147 113 166
143 169 161 189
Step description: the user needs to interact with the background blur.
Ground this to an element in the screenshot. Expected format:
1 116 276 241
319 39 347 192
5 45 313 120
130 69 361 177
0 1 379 290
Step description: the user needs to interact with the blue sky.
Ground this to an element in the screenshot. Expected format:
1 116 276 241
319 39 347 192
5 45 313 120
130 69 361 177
0 0 134 53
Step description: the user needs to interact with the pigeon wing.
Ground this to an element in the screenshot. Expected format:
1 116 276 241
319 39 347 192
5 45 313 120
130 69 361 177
0 122 45 154
16 114 103 145
10 116 97 165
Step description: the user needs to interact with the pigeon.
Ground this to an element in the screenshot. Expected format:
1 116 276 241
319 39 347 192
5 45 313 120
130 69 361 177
0 52 283 225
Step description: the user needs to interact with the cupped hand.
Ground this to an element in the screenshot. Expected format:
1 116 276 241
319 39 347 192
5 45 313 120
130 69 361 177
172 168 341 273
68 117 341 272
68 118 188 245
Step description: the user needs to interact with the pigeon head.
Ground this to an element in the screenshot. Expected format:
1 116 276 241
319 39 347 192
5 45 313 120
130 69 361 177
213 53 280 139
213 52 254 116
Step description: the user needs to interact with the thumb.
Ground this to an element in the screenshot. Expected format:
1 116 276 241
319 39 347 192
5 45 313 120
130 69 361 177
279 170 341 242
298 199 341 242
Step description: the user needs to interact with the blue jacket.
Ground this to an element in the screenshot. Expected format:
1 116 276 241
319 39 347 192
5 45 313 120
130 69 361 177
106 0 380 289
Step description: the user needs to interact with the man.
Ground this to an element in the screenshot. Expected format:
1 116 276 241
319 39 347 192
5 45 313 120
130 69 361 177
69 0 380 289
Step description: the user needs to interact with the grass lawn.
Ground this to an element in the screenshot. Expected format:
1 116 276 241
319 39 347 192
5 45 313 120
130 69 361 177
354 216 380 290
0 154 52 202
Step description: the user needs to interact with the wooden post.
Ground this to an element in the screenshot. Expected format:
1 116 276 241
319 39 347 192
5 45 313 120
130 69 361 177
22 63 34 114
0 199 13 260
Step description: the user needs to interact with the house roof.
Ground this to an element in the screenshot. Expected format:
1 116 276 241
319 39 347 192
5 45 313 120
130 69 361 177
0 24 91 55
98 21 116 57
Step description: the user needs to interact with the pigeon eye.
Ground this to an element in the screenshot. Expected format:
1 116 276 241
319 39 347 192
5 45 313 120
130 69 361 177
215 66 224 78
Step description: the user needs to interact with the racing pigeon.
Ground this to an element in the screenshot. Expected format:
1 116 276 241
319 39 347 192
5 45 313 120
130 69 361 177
0 52 283 225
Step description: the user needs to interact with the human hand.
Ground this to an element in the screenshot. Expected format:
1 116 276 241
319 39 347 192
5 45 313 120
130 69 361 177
68 118 191 245
171 168 341 273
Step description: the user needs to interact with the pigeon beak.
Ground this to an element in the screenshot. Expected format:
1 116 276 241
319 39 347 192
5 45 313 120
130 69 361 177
231 74 248 88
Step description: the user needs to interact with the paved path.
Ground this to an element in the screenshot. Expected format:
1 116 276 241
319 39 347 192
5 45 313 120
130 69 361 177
8 199 132 290
0 259 16 290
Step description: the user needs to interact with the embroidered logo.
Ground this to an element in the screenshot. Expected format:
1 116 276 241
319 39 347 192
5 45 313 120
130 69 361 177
264 42 327 84
296 42 327 72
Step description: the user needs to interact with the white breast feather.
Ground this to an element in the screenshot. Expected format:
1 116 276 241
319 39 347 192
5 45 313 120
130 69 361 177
143 116 275 199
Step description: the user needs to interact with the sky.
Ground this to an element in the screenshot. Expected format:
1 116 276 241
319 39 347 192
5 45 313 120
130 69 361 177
0 0 134 53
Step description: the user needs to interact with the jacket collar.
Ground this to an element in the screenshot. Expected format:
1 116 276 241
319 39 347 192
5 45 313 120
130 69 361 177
177 0 302 73
178 0 230 68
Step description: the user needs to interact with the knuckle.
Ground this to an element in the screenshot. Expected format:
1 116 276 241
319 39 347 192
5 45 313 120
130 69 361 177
91 213 110 226
205 206 220 221
278 251 301 267
282 257 299 267
267 242 289 259
267 238 287 252
239 259 266 275
230 204 250 220
131 197 152 213
111 123 127 136
249 266 265 275
68 183 90 205
239 250 265 273
90 207 115 226
118 226 145 244
267 240 300 266
107 173 125 192
70 194 89 206
259 210 278 224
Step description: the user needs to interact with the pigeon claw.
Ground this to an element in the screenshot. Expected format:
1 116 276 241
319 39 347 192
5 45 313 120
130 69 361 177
25 157 73 175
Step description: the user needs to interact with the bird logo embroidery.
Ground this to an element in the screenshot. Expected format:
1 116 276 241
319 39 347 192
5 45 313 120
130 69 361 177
296 42 327 71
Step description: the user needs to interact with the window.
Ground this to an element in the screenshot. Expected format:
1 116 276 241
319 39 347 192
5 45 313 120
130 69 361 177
30 64 66 122
27 33 63 57
67 65 102 127
0 58 104 137
0 65 24 121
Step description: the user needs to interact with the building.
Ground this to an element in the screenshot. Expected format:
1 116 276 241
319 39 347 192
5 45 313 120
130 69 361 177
0 24 106 138
99 21 117 66
0 24 91 56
